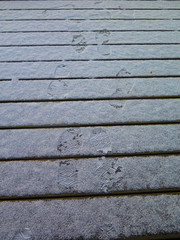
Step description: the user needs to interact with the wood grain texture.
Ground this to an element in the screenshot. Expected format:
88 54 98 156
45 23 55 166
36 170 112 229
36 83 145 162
1 60 180 80
0 78 180 101
1 9 180 20
1 32 180 45
1 45 180 61
1 20 179 32
0 99 179 127
1 155 179 198
0 195 179 240
0 125 179 159
0 1 180 9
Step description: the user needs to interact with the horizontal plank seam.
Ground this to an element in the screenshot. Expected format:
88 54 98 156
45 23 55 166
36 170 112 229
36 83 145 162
1 43 180 47
1 18 180 21
1 8 180 11
1 58 180 63
1 96 180 104
1 30 180 33
0 121 180 130
0 151 180 162
19 75 180 80
0 189 179 202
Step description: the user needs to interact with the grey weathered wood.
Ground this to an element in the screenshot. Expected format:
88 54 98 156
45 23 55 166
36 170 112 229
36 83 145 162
1 45 179 61
0 195 179 240
1 9 180 20
0 1 180 9
0 100 179 127
1 60 180 80
0 125 179 159
0 155 179 198
0 78 180 101
1 20 179 32
1 32 180 46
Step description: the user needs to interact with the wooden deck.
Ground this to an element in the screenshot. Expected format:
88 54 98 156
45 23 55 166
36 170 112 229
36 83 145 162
0 1 180 239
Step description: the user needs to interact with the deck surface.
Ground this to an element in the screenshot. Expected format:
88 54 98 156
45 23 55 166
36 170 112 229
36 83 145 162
0 1 180 239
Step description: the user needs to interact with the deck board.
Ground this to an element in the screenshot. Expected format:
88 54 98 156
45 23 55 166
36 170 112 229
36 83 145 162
0 100 180 127
1 155 179 198
0 0 180 239
0 195 179 240
1 78 180 101
0 125 180 159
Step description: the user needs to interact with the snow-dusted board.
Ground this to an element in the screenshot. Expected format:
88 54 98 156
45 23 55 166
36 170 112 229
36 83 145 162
0 0 180 239
0 125 179 159
0 99 180 127
0 195 179 240
1 78 180 101
0 155 179 198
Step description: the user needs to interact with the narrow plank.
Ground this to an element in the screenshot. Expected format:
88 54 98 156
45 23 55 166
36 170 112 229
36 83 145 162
1 155 179 198
0 195 179 239
1 78 180 101
0 1 180 10
0 61 180 80
1 20 179 32
1 32 180 46
1 45 180 61
0 100 179 127
1 9 180 20
0 125 179 159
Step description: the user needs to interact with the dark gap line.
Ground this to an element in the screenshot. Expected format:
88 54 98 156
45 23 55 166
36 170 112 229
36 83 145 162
1 96 180 104
0 0 163 1
0 80 11 82
19 75 180 80
0 189 179 202
0 121 179 130
1 58 180 63
1 30 179 33
0 151 180 163
1 8 180 11
0 43 180 47
1 18 180 21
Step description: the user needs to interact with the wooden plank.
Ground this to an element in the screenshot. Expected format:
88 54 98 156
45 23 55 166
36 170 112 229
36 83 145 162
1 9 180 20
0 78 180 101
0 60 180 80
0 195 179 239
1 20 179 32
0 1 180 10
0 100 179 127
1 45 179 61
1 32 180 46
0 155 179 198
0 125 179 159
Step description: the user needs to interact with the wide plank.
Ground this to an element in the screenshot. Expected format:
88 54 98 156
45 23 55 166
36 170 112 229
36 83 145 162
0 100 179 127
0 78 180 101
1 20 179 32
0 195 179 239
1 32 180 46
0 1 180 10
1 45 179 61
0 60 180 80
1 155 179 198
0 125 179 159
1 9 180 20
